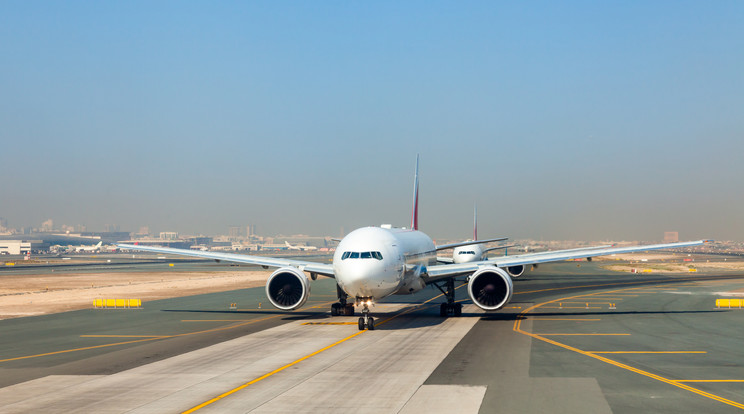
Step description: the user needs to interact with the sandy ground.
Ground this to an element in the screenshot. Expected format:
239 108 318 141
601 260 744 274
0 270 271 320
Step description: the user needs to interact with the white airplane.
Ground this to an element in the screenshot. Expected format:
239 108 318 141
285 241 318 251
119 156 710 330
74 241 103 253
438 204 514 265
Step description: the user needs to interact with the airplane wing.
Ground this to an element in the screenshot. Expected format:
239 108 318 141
117 244 335 278
435 237 508 251
424 239 710 284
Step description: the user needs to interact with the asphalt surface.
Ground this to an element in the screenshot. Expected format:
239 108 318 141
1 262 744 413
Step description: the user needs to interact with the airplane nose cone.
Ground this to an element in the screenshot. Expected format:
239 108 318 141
336 260 392 299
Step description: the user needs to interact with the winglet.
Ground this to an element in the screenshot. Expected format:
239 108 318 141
411 155 419 231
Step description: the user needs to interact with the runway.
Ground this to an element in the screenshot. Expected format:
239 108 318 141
1 263 744 413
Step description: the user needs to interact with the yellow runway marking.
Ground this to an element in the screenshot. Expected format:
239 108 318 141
183 288 459 413
0 301 336 364
540 306 603 309
530 318 601 321
181 329 367 414
538 333 630 336
676 380 744 383
302 322 357 325
181 320 255 322
589 351 706 354
514 283 744 410
80 335 168 338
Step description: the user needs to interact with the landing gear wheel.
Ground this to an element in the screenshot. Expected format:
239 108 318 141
367 317 375 330
454 303 462 317
344 304 355 316
440 303 447 317
358 317 365 330
331 303 340 316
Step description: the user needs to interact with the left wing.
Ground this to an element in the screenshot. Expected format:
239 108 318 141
117 244 335 277
424 239 710 284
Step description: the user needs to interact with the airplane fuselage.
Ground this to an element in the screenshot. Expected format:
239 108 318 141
332 227 436 301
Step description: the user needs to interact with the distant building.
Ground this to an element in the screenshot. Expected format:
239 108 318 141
160 232 179 240
0 240 31 255
664 231 679 243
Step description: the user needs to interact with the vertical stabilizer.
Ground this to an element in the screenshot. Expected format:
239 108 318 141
473 203 478 241
410 155 419 231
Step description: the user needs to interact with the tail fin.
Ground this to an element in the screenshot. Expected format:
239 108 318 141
410 155 419 231
473 203 478 241
95 241 102 248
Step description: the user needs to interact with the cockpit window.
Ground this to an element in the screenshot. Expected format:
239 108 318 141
341 251 383 260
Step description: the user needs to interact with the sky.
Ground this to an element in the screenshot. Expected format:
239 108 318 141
1 1 742 241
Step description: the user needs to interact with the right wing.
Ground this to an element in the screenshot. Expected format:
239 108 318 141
424 239 710 284
117 244 335 277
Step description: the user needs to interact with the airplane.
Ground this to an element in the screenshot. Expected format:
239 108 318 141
285 241 318 251
119 156 709 330
437 204 516 266
73 241 103 253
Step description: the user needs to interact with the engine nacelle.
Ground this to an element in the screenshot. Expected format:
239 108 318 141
467 266 514 311
265 267 311 310
506 265 525 278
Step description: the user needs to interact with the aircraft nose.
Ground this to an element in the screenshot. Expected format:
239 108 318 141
337 260 387 298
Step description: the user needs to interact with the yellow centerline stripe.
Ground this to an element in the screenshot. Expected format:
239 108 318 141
537 333 630 336
513 285 744 410
183 288 458 413
80 335 168 338
531 318 601 321
676 380 744 383
181 330 367 414
589 351 706 354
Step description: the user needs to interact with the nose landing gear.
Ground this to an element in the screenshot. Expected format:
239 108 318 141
357 301 375 330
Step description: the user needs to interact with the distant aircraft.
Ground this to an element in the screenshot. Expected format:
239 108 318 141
73 241 103 253
285 241 318 251
120 156 709 330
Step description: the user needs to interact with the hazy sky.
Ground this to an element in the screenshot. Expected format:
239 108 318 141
1 1 742 241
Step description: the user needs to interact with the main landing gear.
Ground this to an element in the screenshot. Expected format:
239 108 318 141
358 301 375 330
436 278 462 317
331 285 355 316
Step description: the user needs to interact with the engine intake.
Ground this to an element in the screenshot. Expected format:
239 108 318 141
467 266 513 311
506 265 525 278
265 267 310 310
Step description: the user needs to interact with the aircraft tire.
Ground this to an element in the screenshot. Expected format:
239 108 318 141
440 303 447 317
331 304 339 316
454 303 462 317
368 317 375 330
345 304 355 316
358 317 365 330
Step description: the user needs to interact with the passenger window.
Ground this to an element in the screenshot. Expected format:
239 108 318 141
361 252 372 259
350 252 359 259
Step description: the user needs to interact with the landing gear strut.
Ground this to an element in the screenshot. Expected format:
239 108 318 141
331 285 355 316
436 278 462 317
357 301 375 330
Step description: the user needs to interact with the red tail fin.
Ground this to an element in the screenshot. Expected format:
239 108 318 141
473 203 478 241
411 155 419 231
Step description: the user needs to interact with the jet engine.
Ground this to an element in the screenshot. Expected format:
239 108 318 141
265 267 310 310
506 265 525 278
467 266 513 311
